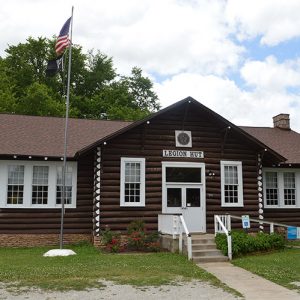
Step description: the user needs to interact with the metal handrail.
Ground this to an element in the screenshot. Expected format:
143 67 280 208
179 215 192 260
229 214 291 232
214 213 299 260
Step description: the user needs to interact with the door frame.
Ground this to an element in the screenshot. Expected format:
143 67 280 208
161 161 206 232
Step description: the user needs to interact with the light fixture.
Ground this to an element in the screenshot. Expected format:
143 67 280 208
208 170 216 177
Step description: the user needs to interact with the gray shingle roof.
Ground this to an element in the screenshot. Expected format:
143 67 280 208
0 114 131 158
240 126 300 164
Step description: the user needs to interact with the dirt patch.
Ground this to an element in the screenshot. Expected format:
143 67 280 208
0 280 240 300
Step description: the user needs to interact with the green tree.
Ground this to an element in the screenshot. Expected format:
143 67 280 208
0 59 17 112
90 81 150 120
4 37 51 98
17 82 67 116
1 37 160 120
121 67 160 112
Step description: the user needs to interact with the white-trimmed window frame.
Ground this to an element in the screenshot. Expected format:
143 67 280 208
220 160 244 207
263 168 300 208
0 160 77 209
120 157 145 207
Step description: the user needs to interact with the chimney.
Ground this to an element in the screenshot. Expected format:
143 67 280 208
273 113 290 130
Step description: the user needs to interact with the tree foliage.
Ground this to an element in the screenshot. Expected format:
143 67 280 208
0 37 160 120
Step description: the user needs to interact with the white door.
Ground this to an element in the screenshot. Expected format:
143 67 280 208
162 162 206 232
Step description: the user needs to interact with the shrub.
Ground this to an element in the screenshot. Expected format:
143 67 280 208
101 228 124 253
215 230 285 258
127 220 146 234
127 230 147 250
101 227 114 245
127 220 161 252
101 221 162 253
146 241 161 252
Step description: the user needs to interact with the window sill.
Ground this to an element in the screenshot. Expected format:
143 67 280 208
120 203 145 208
264 206 298 209
2 204 76 209
221 203 244 208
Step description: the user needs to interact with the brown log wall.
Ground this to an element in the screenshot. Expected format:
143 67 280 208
100 105 262 232
264 209 300 227
0 153 94 237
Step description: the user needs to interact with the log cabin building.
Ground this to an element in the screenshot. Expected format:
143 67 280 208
0 97 299 247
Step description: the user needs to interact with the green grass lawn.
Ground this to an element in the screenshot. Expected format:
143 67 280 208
286 240 300 247
233 248 300 292
0 243 231 292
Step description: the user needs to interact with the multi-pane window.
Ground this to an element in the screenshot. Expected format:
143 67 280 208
264 170 299 208
221 161 243 207
125 162 141 203
120 158 145 207
265 172 278 206
224 165 239 204
284 172 296 206
32 166 49 205
56 166 73 205
7 165 24 204
0 161 76 208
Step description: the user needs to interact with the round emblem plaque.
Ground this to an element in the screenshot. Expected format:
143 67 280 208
177 132 190 145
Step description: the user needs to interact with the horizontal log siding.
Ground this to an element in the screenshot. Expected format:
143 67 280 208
100 105 261 232
264 209 300 227
0 153 94 235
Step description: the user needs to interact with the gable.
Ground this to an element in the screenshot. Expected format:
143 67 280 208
77 97 285 163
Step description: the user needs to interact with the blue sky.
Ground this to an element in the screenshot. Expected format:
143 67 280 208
1 0 300 130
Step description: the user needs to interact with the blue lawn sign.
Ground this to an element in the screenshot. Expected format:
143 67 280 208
287 227 297 240
242 215 250 229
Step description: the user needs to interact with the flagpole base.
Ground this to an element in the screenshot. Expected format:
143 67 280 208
43 249 76 257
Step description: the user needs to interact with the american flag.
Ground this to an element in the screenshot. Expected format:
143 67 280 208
55 17 72 55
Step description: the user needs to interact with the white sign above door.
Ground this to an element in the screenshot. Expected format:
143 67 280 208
162 149 204 159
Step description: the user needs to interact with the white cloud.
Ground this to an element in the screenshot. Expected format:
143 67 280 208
0 0 244 77
79 0 244 76
241 56 300 91
155 72 300 131
226 0 300 45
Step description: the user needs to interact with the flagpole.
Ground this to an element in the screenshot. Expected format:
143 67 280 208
60 6 74 250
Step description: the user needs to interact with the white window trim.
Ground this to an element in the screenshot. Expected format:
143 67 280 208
221 160 244 207
0 160 77 209
120 157 145 207
263 168 300 209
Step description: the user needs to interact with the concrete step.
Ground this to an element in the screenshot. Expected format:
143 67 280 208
192 249 224 257
191 237 215 244
193 255 229 263
190 233 215 239
192 243 217 250
188 234 229 263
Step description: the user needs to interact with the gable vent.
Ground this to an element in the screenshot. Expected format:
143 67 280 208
175 130 192 148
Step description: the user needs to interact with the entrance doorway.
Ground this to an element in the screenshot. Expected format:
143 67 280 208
162 162 206 232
